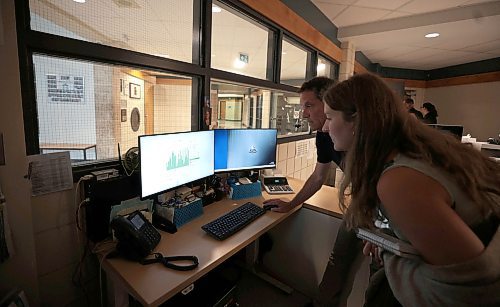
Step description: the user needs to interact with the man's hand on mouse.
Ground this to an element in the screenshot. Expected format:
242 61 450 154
262 199 294 213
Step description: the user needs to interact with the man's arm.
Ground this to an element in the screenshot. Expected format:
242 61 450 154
263 162 332 212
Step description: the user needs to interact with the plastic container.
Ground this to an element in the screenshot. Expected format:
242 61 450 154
173 198 203 227
229 180 262 200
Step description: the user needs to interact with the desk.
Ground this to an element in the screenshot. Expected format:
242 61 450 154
103 178 319 306
40 143 97 160
263 183 369 307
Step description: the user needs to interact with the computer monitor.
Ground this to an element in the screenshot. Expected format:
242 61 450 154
214 129 277 172
139 130 214 198
428 124 464 140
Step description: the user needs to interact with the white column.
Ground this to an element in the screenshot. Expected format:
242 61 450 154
339 41 355 81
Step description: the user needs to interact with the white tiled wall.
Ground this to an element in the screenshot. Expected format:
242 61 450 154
275 138 317 180
275 137 339 185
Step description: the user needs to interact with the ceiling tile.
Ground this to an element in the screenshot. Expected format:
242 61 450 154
312 2 348 20
368 46 419 61
399 0 467 14
484 47 500 55
461 0 500 5
354 0 411 10
312 0 358 5
380 10 413 20
333 6 392 27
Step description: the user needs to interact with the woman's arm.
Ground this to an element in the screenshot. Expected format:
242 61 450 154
377 167 484 265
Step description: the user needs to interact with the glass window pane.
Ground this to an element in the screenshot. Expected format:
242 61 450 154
272 92 309 136
280 38 308 87
29 0 195 63
317 56 336 79
33 54 194 165
210 80 309 137
211 1 270 80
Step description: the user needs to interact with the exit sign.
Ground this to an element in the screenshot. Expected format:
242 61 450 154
239 53 249 64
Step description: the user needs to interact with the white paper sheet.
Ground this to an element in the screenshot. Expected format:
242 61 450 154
27 152 73 196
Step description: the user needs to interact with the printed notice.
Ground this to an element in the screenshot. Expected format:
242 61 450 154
27 152 73 196
295 139 310 157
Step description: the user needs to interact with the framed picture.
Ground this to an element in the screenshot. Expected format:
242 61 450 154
120 79 127 96
121 109 127 122
129 82 141 99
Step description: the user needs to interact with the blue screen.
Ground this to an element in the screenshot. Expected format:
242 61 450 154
214 129 277 172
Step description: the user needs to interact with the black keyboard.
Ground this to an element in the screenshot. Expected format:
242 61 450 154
201 202 266 240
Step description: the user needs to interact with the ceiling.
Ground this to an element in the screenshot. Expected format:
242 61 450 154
311 0 500 70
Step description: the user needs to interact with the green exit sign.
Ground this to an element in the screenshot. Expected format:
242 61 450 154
239 53 249 64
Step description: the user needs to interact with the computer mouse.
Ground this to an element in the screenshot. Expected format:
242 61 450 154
263 204 278 211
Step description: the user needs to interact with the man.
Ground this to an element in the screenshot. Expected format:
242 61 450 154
403 98 423 120
263 76 363 307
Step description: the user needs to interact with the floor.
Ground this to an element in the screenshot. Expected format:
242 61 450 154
236 269 311 307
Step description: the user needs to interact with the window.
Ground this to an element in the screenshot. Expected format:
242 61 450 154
33 54 194 165
317 56 337 79
211 1 272 80
29 0 196 63
210 80 308 136
280 38 310 87
20 0 328 170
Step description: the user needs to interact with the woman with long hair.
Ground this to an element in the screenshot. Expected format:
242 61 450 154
322 73 500 306
421 101 438 124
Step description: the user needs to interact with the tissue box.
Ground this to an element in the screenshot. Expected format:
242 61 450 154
173 198 203 227
229 180 262 200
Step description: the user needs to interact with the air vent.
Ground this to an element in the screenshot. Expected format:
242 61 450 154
112 0 140 9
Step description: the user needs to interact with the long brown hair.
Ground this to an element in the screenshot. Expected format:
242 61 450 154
324 73 500 229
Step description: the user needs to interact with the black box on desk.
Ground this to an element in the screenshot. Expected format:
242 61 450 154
229 180 262 200
84 174 140 242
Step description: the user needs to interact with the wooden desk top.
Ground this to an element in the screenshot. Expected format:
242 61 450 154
39 143 96 150
102 178 341 306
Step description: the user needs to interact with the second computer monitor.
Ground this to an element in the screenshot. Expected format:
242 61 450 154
214 129 277 172
428 124 464 140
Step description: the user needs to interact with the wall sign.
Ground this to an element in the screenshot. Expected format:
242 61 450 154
239 52 249 64
46 74 84 103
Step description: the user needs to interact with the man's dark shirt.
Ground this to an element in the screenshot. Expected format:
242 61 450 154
316 131 343 170
409 107 423 119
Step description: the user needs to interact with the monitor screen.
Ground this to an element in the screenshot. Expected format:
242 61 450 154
214 129 277 172
428 124 464 140
139 131 214 198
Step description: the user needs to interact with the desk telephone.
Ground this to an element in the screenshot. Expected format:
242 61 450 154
111 210 161 261
110 210 199 271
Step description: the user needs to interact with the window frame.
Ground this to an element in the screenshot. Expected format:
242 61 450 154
15 0 339 176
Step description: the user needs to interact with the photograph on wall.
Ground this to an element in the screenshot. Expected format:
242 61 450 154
129 83 141 99
121 109 127 122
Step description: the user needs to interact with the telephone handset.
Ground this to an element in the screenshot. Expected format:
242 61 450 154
111 210 161 261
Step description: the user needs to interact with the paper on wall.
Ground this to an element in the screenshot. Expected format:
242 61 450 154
27 151 73 196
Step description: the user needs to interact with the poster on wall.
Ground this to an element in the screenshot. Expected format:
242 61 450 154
129 83 141 99
46 74 84 103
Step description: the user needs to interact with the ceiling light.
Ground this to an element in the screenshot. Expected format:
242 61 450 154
425 32 440 38
73 0 86 3
282 52 287 55
233 58 246 69
153 53 170 58
212 5 222 13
